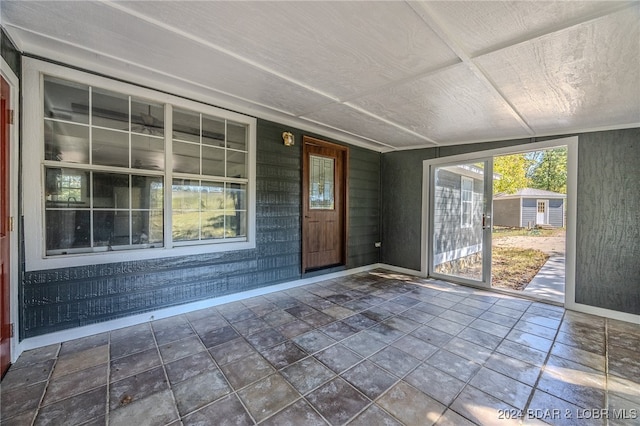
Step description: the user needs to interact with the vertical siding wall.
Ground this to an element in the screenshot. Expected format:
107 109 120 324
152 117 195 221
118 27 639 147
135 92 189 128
492 198 521 228
20 119 381 338
576 129 640 314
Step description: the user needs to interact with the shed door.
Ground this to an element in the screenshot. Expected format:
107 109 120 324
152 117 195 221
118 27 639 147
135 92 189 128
536 200 549 225
429 159 493 287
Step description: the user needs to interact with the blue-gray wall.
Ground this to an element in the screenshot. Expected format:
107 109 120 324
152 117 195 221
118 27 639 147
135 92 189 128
492 198 520 228
575 129 639 314
21 119 381 338
381 129 639 315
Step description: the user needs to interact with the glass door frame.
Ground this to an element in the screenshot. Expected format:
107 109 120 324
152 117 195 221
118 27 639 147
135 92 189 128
426 156 494 288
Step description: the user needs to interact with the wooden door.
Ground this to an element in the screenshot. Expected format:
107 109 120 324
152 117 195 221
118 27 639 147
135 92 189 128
1 75 11 377
302 137 348 272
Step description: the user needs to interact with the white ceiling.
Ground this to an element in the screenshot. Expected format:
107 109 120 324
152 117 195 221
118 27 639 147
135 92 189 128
2 1 639 152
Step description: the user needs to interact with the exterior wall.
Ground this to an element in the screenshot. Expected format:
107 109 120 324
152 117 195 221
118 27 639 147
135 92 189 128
522 199 537 227
381 128 639 316
548 199 564 227
20 118 381 338
432 169 482 264
492 198 521 228
576 129 640 315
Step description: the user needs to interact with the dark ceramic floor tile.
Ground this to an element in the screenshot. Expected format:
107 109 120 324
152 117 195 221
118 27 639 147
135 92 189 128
341 299 373 312
159 335 206 364
479 311 518 328
513 319 558 340
537 356 605 409
322 305 356 320
528 389 601 426
247 300 279 317
59 333 109 356
434 409 478 426
425 349 481 382
110 323 153 343
220 352 275 390
496 339 548 367
259 340 305 369
219 307 257 323
392 295 422 307
449 302 486 318
280 357 336 394
555 330 604 355
468 318 511 338
549 341 605 372
285 304 318 319
469 368 533 409
306 377 370 426
391 335 438 360
172 369 231 416
184 307 223 323
9 344 59 370
301 311 335 328
43 363 108 406
199 325 241 349
483 352 541 387
0 359 54 390
412 302 447 317
319 321 359 341
0 381 47 419
53 345 109 379
110 334 156 360
108 389 178 426
110 347 161 383
152 322 196 346
237 374 300 423
246 328 288 352
427 317 466 336
377 381 446 426
188 314 229 335
506 329 554 352
364 324 404 344
608 344 640 379
182 394 252 426
342 360 398 400
457 326 503 350
519 312 561 330
607 374 640 403
341 332 387 357
325 294 353 305
399 308 436 325
410 325 454 347
262 309 296 327
608 393 640 426
34 385 106 426
292 330 336 354
440 310 476 326
369 346 421 378
0 409 38 426
261 399 327 426
276 319 314 339
360 306 395 322
164 351 216 385
451 385 520 426
443 337 492 364
347 403 401 426
232 317 270 337
109 366 168 410
405 364 466 406
315 344 363 374
608 328 640 352
342 314 378 331
487 304 523 320
382 316 421 333
209 337 256 366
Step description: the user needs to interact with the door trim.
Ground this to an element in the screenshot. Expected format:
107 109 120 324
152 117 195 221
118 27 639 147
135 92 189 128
1 58 19 365
302 136 348 273
422 136 578 308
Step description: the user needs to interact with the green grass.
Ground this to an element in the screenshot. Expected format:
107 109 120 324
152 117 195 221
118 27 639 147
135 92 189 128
492 226 565 238
491 247 549 291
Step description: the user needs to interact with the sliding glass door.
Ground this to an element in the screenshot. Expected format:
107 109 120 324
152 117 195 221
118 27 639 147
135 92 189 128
429 159 493 287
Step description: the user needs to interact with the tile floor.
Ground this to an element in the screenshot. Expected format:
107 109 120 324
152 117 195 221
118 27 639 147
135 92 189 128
1 270 639 425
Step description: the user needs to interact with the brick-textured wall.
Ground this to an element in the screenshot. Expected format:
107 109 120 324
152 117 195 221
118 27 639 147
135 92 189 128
21 119 381 338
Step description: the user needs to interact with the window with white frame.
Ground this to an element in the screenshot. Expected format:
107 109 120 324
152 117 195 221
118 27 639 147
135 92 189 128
24 58 255 269
461 176 473 228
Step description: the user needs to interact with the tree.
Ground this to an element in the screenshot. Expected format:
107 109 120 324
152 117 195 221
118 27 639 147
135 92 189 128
529 147 567 193
493 153 532 194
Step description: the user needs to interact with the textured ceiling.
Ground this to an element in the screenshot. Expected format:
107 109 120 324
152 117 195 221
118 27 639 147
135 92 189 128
2 1 639 152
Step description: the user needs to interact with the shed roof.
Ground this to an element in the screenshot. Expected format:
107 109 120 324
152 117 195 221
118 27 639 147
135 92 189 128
494 188 566 199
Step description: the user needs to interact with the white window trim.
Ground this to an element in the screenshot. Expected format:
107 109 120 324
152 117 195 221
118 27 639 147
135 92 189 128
460 176 473 229
23 58 256 271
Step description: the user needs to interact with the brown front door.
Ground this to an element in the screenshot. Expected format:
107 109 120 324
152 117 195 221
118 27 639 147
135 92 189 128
302 136 348 272
1 75 11 377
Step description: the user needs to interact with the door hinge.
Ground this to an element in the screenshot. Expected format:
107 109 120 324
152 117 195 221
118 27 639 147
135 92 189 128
10 324 14 338
9 216 14 232
8 109 14 125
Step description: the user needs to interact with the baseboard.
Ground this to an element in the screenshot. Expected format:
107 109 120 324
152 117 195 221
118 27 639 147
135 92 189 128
565 301 640 324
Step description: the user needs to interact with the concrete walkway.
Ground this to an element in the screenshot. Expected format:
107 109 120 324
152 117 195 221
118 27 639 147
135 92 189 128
523 255 565 304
